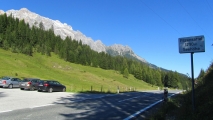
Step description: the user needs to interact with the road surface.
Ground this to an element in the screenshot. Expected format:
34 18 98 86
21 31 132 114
0 88 181 120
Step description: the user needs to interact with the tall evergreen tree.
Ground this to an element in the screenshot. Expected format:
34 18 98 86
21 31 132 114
197 69 205 82
155 70 162 87
121 58 128 74
129 62 136 74
123 68 129 79
164 74 169 87
39 22 45 30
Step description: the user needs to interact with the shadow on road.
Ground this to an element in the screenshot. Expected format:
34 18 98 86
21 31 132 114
54 91 165 120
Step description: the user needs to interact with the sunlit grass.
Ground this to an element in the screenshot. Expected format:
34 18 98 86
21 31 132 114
0 49 156 93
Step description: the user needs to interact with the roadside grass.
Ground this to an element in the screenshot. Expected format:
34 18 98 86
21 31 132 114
148 62 213 120
147 94 184 120
0 49 156 93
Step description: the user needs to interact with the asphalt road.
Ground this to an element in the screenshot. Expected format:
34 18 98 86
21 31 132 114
0 88 182 120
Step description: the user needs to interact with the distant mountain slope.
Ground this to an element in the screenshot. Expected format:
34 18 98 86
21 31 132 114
0 8 148 63
106 44 147 62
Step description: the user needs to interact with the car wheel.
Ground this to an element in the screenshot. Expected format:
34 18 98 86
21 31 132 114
38 90 42 92
62 88 66 92
20 88 24 90
8 84 13 89
48 88 53 93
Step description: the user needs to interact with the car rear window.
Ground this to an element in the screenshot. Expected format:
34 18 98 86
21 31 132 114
43 81 49 84
1 77 10 80
22 79 30 82
38 80 45 84
42 81 53 84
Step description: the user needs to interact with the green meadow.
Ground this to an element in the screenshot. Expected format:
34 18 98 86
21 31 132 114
0 49 157 93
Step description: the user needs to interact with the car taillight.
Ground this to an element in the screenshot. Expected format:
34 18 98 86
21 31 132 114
2 80 6 84
28 82 32 85
44 83 49 87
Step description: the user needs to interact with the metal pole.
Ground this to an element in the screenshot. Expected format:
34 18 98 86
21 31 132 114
191 52 195 111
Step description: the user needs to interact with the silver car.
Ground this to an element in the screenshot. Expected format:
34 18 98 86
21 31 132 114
0 76 21 88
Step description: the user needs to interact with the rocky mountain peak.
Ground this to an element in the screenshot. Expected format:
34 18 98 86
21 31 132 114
0 8 147 63
110 44 132 51
20 8 30 12
0 10 4 14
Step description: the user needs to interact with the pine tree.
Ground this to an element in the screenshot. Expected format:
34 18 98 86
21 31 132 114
123 68 129 79
164 74 169 87
39 22 45 30
130 63 136 74
0 36 2 47
0 14 8 34
121 58 128 74
197 69 205 81
155 70 162 87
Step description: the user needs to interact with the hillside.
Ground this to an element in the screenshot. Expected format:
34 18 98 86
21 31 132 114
178 62 213 119
0 49 156 93
0 12 190 90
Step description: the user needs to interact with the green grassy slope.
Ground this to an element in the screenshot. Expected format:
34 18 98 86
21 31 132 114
0 49 156 93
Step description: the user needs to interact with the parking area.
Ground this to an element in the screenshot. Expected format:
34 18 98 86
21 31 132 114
0 88 75 112
0 88 110 113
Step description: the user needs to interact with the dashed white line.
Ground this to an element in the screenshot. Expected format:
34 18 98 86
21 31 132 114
0 110 13 114
118 93 149 103
118 96 141 102
30 104 55 109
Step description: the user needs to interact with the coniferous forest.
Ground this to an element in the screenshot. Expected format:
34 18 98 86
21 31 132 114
0 13 191 89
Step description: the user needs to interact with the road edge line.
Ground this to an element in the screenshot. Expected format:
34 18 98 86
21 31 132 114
123 91 181 120
0 110 13 114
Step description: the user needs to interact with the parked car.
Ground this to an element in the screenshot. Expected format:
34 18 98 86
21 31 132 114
0 76 21 88
37 80 66 93
19 78 41 91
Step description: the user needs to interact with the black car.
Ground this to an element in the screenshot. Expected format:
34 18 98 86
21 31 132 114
37 80 66 93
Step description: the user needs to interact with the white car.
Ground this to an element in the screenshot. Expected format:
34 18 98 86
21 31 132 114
0 76 21 88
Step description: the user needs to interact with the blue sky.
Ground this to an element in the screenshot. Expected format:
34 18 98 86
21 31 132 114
1 0 213 78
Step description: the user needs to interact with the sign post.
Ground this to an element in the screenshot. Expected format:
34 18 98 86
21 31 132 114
190 52 195 111
178 35 205 111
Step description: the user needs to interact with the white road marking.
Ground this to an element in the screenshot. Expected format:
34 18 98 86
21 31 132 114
30 104 55 109
123 91 182 120
118 96 141 102
123 99 163 120
23 114 32 119
0 110 13 113
118 93 149 102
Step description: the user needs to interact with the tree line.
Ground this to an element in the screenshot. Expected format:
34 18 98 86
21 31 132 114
0 13 191 89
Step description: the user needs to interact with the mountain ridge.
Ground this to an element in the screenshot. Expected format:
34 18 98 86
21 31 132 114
0 8 147 63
